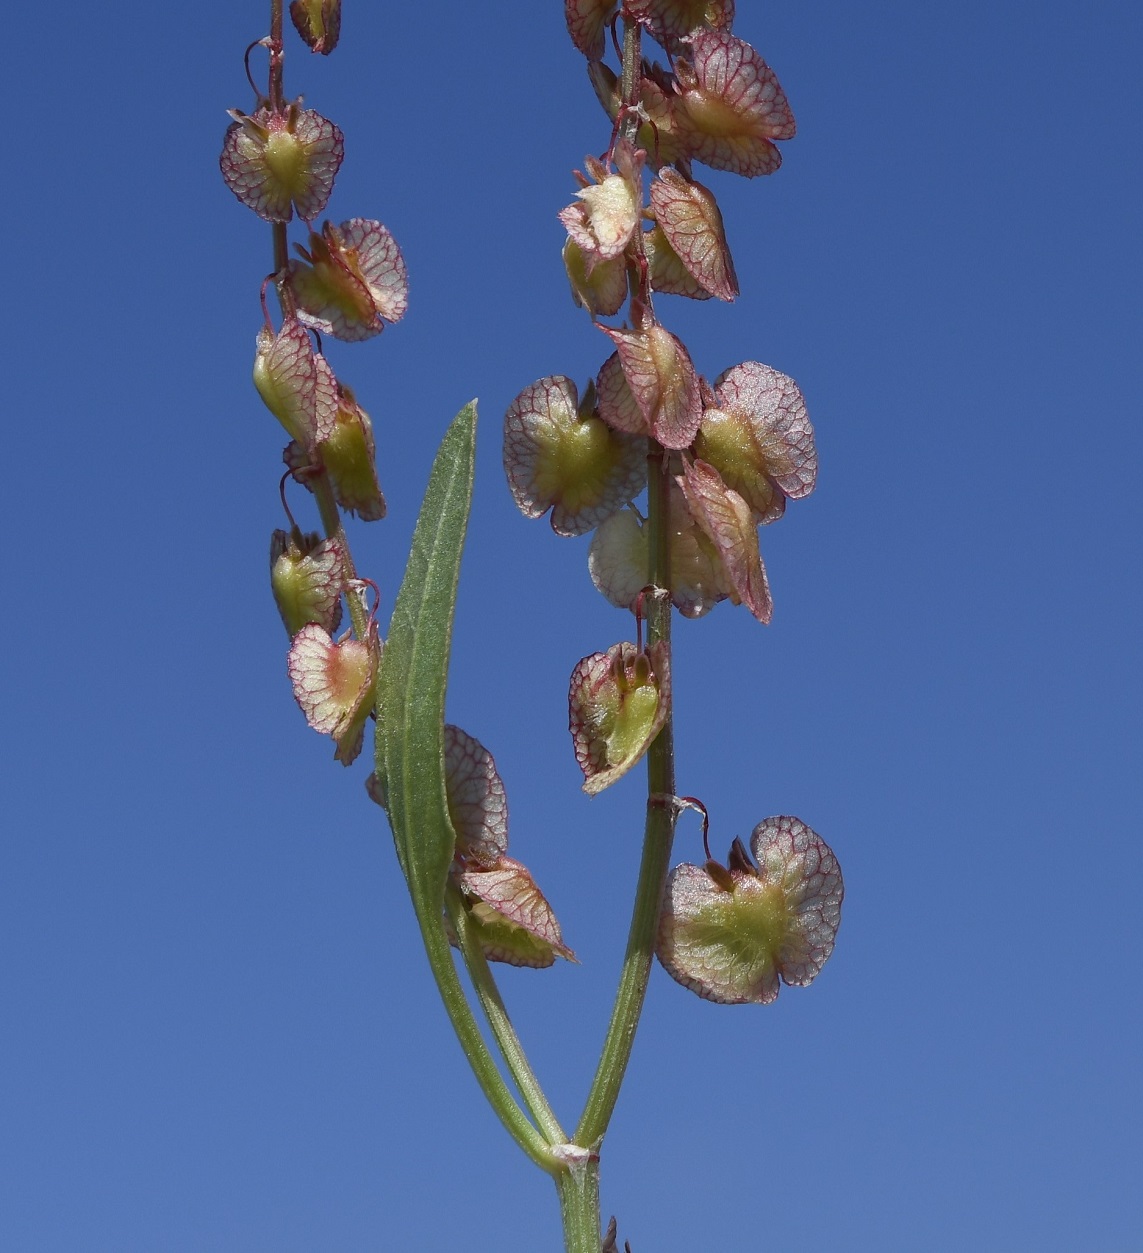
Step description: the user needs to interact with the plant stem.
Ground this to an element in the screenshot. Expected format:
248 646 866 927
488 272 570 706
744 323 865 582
575 447 677 1150
572 15 678 1160
261 0 368 642
267 1 297 314
311 476 370 639
413 896 559 1174
268 0 285 110
447 885 567 1145
555 1154 603 1253
618 15 642 141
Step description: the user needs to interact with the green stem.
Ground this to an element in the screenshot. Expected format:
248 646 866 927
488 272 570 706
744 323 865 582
267 0 285 111
618 17 642 145
447 885 567 1145
412 897 558 1174
267 3 295 306
311 475 370 640
555 1154 603 1253
267 1 365 645
575 447 677 1149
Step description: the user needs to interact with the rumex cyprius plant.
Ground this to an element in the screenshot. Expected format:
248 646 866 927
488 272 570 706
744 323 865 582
221 0 403 769
222 3 842 1250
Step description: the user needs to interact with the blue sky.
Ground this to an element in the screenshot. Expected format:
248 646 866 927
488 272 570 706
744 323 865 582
3 1 1141 1249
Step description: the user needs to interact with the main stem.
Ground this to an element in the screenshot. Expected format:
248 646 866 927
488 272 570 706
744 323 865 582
264 1 369 643
575 449 676 1151
556 1159 604 1253
559 20 680 1252
561 452 676 1252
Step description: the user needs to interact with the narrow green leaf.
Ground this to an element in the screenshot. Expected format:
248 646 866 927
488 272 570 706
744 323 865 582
376 401 477 915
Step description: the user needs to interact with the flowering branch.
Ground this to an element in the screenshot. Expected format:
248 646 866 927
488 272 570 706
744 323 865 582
221 2 845 1249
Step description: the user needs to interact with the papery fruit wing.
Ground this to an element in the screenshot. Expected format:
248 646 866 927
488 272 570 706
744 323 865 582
650 169 738 301
456 904 554 968
459 856 575 963
679 459 772 622
287 623 374 746
444 725 508 867
565 0 617 58
289 255 379 342
564 239 628 317
220 107 343 223
749 816 842 986
692 406 785 522
504 375 646 536
253 319 327 449
596 351 651 435
602 326 702 449
340 218 409 324
290 0 341 53
628 0 734 47
714 361 817 498
321 388 386 521
270 531 344 637
639 67 689 167
656 862 782 1004
286 109 344 220
588 509 648 611
644 224 714 301
560 159 641 264
676 31 794 177
569 642 670 794
290 222 391 342
504 376 580 520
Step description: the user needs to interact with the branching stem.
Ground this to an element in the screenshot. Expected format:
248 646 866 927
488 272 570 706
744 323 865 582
448 885 567 1145
413 895 559 1174
575 446 676 1150
558 24 680 1251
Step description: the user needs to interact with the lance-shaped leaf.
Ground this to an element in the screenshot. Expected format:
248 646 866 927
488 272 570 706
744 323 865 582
678 458 772 623
504 375 647 536
709 361 817 501
287 623 378 765
657 816 843 1004
564 238 629 318
588 61 689 169
444 725 508 868
290 219 409 342
559 143 644 267
566 0 618 58
628 0 734 51
649 168 738 301
601 325 702 449
569 641 670 794
252 318 337 450
643 225 713 301
376 403 476 909
456 856 576 967
220 104 344 223
270 529 344 637
290 0 340 53
588 488 732 618
674 31 795 177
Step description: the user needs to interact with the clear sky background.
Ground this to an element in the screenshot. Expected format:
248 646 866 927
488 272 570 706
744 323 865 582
3 2 1141 1249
